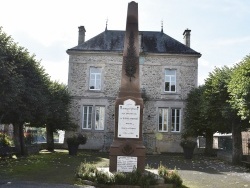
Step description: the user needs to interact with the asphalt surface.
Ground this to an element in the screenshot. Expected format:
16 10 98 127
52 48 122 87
0 180 94 188
1 154 250 188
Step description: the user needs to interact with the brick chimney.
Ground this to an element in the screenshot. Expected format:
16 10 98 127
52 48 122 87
78 26 86 45
183 29 191 47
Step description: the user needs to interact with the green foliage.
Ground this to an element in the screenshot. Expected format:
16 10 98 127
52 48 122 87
0 27 76 154
0 27 51 125
76 162 159 186
76 162 97 182
158 164 183 187
0 132 13 147
112 172 127 185
44 81 74 132
228 54 250 121
180 139 197 149
67 134 87 145
203 66 235 132
184 66 240 139
95 170 114 185
183 86 206 138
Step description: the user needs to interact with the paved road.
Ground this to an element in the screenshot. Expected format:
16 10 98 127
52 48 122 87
0 180 95 188
146 154 250 188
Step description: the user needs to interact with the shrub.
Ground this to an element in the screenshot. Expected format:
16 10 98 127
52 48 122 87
158 164 183 187
96 170 114 185
76 162 182 187
180 139 197 149
76 162 97 182
76 162 158 186
67 134 87 145
0 133 13 147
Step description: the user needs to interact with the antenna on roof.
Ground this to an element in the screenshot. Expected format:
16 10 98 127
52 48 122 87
105 18 108 31
161 20 163 33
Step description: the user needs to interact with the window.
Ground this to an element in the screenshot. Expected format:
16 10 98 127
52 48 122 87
82 106 93 129
158 108 168 132
95 106 105 130
165 69 176 92
82 106 105 130
89 67 101 90
171 109 181 132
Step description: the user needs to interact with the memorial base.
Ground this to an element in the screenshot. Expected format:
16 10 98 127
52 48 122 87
109 140 145 172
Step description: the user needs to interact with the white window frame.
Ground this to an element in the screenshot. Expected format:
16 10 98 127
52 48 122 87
171 108 181 132
82 106 93 129
89 67 101 90
95 106 105 130
158 108 168 132
164 69 176 92
82 105 105 130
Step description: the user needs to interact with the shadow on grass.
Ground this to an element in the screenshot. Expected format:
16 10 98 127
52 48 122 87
0 149 109 184
1 150 246 187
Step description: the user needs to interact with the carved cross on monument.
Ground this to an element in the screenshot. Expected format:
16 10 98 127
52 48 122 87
109 1 145 172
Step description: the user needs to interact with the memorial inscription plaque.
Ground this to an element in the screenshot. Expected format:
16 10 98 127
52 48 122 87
118 99 140 138
117 156 137 172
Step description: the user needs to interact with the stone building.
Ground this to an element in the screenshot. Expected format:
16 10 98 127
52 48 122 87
66 24 201 153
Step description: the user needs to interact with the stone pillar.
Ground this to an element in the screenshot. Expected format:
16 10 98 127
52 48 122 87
109 1 145 173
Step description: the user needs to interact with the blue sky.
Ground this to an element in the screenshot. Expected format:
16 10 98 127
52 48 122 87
1 0 249 85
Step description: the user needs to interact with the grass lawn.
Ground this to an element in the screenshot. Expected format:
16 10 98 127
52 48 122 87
0 150 191 187
0 149 109 184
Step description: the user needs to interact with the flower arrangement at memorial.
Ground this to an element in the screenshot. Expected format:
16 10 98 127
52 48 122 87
158 164 183 187
75 162 183 187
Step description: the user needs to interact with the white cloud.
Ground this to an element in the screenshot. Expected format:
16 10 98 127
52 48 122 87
42 59 68 84
1 0 250 86
199 58 210 67
217 36 250 46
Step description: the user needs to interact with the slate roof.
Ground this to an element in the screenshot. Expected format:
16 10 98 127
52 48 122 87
67 30 201 55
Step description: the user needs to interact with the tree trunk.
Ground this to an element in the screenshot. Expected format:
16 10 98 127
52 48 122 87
205 130 214 156
13 124 21 155
232 122 242 165
46 124 54 152
19 123 26 155
13 123 26 155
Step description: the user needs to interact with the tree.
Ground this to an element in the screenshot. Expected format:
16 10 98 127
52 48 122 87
0 27 50 155
228 54 250 164
202 66 234 155
183 66 245 159
183 85 207 138
0 28 24 124
228 54 250 121
44 81 75 152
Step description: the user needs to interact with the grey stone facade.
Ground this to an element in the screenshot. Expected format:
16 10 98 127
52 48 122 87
66 29 201 153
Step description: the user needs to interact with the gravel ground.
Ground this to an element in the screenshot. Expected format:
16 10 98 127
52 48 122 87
146 154 250 188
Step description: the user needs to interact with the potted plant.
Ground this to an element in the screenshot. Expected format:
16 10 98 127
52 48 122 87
180 139 197 159
66 134 87 155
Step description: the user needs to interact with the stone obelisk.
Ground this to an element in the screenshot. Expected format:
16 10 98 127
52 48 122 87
109 1 145 172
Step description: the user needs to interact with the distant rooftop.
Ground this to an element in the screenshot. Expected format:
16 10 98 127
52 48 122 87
67 30 201 56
